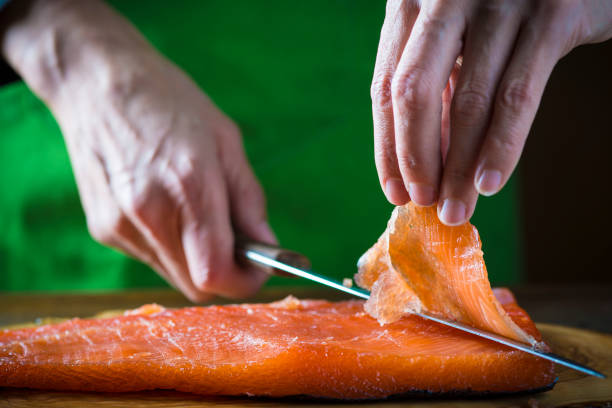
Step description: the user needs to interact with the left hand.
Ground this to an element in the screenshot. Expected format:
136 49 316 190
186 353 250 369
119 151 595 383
0 0 277 301
371 0 612 225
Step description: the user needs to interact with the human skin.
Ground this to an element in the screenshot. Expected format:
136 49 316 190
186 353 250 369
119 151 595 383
0 0 277 301
372 0 612 225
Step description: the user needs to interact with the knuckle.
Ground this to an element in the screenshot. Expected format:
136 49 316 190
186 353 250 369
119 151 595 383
498 79 534 113
477 0 506 18
452 85 491 126
216 120 242 142
420 12 451 34
87 211 127 245
534 7 564 36
445 168 473 184
122 180 170 223
188 246 224 291
490 133 522 156
532 1 580 49
238 172 264 201
193 266 220 293
87 220 109 244
539 0 572 18
124 194 150 221
172 155 201 194
175 160 198 188
391 67 433 113
419 5 465 34
370 71 394 110
396 150 420 174
374 134 395 159
374 149 395 174
104 68 147 103
192 272 211 292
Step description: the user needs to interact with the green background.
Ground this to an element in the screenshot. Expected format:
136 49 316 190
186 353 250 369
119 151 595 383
0 0 521 294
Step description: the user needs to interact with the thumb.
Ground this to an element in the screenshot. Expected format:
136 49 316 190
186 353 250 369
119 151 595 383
181 165 268 299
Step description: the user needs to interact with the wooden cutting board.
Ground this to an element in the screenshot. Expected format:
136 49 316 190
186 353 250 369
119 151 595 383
1 323 610 407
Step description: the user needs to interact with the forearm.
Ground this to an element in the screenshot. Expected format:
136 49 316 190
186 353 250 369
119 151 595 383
0 0 155 108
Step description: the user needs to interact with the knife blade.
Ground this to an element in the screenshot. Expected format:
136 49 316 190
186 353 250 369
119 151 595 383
237 239 606 379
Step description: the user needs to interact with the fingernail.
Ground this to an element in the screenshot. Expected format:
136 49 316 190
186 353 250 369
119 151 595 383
384 178 410 205
255 221 278 245
476 169 502 196
438 199 467 226
407 183 436 207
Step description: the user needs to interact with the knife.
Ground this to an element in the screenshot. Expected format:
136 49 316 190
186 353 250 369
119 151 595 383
237 239 606 379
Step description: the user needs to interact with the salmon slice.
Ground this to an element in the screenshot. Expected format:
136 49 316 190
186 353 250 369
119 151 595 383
355 203 540 347
0 293 554 399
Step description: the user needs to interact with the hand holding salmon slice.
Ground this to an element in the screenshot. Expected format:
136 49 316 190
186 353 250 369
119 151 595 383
356 202 540 348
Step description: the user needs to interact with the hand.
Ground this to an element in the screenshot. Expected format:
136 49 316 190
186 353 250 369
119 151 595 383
1 0 276 301
371 0 612 225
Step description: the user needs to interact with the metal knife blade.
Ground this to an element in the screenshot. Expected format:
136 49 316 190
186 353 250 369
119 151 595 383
238 239 606 379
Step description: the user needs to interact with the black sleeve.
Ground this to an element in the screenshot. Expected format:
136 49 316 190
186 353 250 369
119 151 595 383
0 0 20 85
0 61 18 85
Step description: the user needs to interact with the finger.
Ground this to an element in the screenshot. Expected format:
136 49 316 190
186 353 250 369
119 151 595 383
371 0 418 205
108 220 210 302
217 124 277 246
441 58 461 163
105 216 166 278
391 2 466 207
179 163 267 299
216 124 273 293
121 180 213 303
72 151 183 291
108 217 197 299
438 3 523 226
474 15 563 198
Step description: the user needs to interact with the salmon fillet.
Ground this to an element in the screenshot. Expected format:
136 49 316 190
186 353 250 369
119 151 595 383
0 292 554 399
356 203 540 347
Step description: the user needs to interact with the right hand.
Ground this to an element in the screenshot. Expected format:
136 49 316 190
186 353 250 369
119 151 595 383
371 0 612 226
1 0 276 301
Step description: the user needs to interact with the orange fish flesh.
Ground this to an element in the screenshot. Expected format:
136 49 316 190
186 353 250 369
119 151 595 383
0 292 554 399
356 203 540 348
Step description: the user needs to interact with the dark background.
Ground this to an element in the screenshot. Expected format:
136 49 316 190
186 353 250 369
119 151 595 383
0 59 17 86
520 40 612 284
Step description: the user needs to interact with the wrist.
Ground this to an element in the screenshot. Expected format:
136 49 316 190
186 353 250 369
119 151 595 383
0 0 155 108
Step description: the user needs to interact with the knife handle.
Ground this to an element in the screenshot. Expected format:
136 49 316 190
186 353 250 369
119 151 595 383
235 237 311 277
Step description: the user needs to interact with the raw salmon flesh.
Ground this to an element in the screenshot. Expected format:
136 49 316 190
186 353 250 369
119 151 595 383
357 203 541 347
0 203 555 399
0 293 554 399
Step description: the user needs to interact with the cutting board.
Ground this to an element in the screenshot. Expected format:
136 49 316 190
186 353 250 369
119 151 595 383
1 323 610 407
